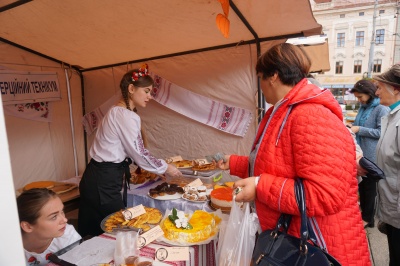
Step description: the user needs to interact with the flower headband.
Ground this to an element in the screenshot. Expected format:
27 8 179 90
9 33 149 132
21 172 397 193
132 63 149 81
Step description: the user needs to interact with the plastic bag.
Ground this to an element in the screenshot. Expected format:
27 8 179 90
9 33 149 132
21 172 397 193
217 200 260 266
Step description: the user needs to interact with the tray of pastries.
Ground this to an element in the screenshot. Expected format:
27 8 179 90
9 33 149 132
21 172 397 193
101 206 163 233
130 167 159 185
148 182 185 200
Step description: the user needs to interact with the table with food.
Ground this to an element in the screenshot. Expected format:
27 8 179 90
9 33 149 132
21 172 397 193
45 157 239 266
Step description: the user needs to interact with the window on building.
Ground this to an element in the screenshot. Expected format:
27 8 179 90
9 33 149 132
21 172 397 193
375 29 385 44
340 14 345 18
373 59 382 73
337 33 345 47
356 31 364 46
336 61 344 74
359 12 364 16
354 60 362 74
379 10 385 14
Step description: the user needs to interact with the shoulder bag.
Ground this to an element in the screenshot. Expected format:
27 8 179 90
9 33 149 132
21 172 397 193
252 179 341 266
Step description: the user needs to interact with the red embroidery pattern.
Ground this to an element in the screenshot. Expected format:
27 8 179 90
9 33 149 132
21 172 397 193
218 105 234 130
136 134 163 168
15 101 49 118
152 75 161 99
27 256 39 265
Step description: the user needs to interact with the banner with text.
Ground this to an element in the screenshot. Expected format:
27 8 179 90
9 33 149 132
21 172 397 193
0 71 61 105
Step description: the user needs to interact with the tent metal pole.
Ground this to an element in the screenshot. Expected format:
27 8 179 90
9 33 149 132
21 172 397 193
64 69 79 176
230 0 265 122
0 0 32 13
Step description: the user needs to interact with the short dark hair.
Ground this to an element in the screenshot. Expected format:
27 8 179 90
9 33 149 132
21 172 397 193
256 43 311 86
350 79 378 103
17 188 57 225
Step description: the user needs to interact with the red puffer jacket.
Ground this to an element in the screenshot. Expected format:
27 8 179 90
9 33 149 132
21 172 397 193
230 79 371 266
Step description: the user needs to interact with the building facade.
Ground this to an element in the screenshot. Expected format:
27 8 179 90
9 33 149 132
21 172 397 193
310 0 400 102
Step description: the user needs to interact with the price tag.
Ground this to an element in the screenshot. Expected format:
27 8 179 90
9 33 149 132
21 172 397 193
166 155 183 163
122 204 146 221
155 246 190 262
187 178 203 188
137 225 164 249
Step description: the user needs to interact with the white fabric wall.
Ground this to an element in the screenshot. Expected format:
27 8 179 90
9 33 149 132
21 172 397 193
0 41 86 190
83 44 260 161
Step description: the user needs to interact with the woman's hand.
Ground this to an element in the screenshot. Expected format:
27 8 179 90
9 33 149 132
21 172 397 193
233 176 256 202
350 126 360 133
216 154 231 170
164 164 182 178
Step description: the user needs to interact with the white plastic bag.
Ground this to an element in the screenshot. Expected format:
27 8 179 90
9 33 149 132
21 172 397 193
217 200 260 266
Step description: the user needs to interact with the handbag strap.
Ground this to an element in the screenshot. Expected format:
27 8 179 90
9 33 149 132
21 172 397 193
294 178 309 253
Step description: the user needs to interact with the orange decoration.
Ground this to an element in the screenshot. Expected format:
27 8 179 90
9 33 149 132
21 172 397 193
216 0 230 38
218 0 229 16
216 14 230 38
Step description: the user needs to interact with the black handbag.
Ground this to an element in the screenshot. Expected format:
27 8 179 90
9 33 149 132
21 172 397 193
359 156 385 181
252 179 341 266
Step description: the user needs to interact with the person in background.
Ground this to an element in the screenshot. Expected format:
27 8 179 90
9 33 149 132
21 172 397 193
348 79 389 228
17 188 81 266
216 43 371 265
78 64 182 237
372 64 400 266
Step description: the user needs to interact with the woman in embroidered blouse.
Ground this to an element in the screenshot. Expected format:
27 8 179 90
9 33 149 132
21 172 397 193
373 64 400 266
348 79 389 228
17 188 81 266
78 65 182 237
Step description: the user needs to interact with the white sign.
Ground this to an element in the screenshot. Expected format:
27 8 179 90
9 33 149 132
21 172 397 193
0 71 61 105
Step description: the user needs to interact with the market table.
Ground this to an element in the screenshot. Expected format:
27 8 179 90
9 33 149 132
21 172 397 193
47 233 217 266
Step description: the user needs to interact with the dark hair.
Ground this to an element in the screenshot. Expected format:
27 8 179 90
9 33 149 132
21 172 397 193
349 79 377 104
119 69 154 111
17 188 57 225
256 43 311 86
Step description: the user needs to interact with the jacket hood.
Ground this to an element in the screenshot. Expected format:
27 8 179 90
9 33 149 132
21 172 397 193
285 78 343 121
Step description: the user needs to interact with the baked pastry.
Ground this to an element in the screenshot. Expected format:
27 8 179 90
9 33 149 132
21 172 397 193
171 160 193 168
161 210 221 243
210 187 233 211
23 181 55 191
197 185 206 193
192 163 216 171
103 206 162 233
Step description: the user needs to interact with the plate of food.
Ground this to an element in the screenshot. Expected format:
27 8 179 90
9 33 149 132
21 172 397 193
101 206 163 233
180 185 211 203
171 160 193 169
148 182 184 200
157 208 222 246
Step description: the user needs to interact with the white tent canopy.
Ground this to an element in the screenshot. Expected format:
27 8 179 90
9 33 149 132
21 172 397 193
0 0 322 189
0 1 322 263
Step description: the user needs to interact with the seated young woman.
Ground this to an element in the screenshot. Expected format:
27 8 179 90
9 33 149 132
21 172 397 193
17 188 81 265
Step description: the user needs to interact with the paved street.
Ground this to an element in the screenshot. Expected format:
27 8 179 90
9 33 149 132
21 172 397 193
366 218 389 266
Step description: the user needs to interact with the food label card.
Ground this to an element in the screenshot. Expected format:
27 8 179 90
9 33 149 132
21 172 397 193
155 247 190 262
137 225 164 249
187 178 203 188
122 204 146 221
166 155 183 163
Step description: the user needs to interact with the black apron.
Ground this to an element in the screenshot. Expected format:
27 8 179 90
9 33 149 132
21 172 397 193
78 158 132 237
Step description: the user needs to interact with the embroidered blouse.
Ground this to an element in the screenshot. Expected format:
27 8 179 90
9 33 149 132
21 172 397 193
90 106 167 174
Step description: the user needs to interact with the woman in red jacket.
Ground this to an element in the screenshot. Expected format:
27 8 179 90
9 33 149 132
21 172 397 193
217 43 371 265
